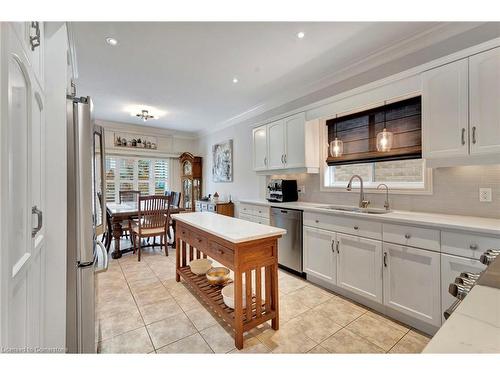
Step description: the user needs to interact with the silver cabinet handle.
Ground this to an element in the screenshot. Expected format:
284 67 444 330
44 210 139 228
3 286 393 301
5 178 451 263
383 252 388 267
336 240 339 254
32 205 43 237
284 154 287 164
404 233 411 239
461 128 466 145
353 226 359 230
331 239 335 253
469 244 478 250
472 126 477 144
264 157 267 166
281 154 285 164
29 21 41 51
94 240 109 274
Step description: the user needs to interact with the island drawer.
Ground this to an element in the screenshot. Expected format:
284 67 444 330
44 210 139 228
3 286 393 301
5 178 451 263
304 212 382 240
189 229 209 253
441 230 500 259
208 240 235 266
383 223 440 251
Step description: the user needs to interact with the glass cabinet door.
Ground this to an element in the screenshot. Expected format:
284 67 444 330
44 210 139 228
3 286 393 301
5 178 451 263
183 178 193 209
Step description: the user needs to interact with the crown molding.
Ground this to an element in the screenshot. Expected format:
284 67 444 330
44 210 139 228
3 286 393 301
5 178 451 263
96 119 198 140
197 22 486 137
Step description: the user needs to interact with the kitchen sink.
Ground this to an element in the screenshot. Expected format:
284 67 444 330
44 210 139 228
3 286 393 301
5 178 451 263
322 205 391 214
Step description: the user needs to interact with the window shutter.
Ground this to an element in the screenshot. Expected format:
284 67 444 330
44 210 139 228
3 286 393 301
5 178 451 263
154 160 168 195
326 96 422 166
105 157 117 202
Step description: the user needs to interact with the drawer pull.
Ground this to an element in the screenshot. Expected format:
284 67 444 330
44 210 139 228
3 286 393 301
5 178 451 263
404 233 411 239
469 244 478 250
315 220 319 223
354 226 359 230
383 252 388 267
217 249 224 255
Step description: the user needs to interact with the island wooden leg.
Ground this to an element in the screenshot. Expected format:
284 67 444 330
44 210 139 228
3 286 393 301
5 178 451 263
111 220 123 259
234 270 244 350
271 263 279 330
175 235 181 282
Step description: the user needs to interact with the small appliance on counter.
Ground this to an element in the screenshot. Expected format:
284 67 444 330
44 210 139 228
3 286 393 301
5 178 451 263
266 179 298 203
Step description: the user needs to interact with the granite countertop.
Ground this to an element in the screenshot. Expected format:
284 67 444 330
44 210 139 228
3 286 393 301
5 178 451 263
171 211 286 243
238 199 500 236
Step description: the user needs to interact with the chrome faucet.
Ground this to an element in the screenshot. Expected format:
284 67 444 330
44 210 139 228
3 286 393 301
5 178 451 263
377 183 390 211
346 175 370 208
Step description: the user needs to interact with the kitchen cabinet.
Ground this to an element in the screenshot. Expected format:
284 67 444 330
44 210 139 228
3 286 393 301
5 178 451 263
422 58 469 160
195 200 234 217
252 125 268 171
469 47 500 156
252 112 319 173
267 119 286 169
337 233 383 303
237 203 270 225
303 226 337 285
12 22 44 88
423 47 500 167
383 243 441 326
440 253 486 324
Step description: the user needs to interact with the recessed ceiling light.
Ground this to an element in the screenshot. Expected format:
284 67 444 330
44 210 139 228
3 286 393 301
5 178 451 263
297 31 305 39
232 77 239 84
105 37 118 46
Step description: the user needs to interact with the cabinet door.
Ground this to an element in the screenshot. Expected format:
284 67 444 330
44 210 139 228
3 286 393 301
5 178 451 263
337 233 383 303
303 226 336 285
383 243 441 326
440 254 486 324
283 112 306 168
469 47 500 155
252 125 268 171
267 119 285 169
422 59 469 159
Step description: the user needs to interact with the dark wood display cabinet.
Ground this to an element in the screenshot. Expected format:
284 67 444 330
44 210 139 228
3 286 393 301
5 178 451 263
179 152 202 210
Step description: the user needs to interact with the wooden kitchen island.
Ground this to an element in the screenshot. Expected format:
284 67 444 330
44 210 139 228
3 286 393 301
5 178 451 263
171 212 286 349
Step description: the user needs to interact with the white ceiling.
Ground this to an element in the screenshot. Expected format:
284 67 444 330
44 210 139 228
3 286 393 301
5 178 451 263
72 22 458 134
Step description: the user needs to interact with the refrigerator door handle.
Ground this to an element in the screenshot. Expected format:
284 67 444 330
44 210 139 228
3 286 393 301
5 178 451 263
94 240 108 274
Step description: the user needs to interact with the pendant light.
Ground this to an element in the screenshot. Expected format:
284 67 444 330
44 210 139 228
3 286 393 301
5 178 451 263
377 101 394 152
329 114 344 157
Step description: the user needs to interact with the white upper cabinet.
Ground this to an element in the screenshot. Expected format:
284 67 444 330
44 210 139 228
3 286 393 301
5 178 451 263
267 119 286 169
11 22 44 88
252 125 268 171
336 233 383 304
283 112 306 168
303 226 337 285
422 58 469 160
423 46 500 167
383 243 441 327
469 47 500 156
252 112 319 173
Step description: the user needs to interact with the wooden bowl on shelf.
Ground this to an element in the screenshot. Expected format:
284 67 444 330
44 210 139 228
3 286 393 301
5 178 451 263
206 267 230 285
189 259 213 275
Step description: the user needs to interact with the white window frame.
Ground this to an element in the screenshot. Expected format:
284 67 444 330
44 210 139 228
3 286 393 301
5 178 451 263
105 156 170 203
319 118 433 195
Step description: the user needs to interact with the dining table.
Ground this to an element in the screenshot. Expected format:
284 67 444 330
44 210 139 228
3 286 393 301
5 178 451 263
106 201 186 259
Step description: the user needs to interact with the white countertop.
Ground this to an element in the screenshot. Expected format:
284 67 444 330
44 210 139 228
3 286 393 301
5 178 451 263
238 199 500 236
171 211 286 243
423 285 500 353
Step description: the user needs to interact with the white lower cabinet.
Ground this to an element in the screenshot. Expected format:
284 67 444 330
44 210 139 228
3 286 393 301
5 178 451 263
337 233 383 303
382 243 441 326
303 226 337 285
440 253 486 324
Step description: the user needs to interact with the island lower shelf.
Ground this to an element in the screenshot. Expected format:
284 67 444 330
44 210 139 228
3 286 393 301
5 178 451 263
174 219 281 349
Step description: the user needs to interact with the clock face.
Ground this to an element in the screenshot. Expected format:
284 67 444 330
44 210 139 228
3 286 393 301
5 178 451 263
183 161 192 176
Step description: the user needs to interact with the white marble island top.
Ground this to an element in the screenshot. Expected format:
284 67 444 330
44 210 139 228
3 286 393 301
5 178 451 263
171 211 286 243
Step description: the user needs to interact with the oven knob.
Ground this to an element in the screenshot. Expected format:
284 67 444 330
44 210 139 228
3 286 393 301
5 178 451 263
480 252 498 266
459 271 481 281
454 276 476 287
448 282 472 300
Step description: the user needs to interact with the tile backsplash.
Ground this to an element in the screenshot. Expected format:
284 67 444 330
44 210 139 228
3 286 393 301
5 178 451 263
269 165 500 218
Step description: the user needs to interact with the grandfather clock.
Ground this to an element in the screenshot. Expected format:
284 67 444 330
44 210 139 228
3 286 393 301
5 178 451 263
179 152 202 210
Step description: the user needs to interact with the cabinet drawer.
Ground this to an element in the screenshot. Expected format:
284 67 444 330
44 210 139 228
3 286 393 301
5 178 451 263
239 203 255 216
238 213 254 222
253 206 270 219
256 218 270 226
207 204 216 212
441 230 500 259
304 212 382 240
208 241 234 267
383 223 440 251
189 230 209 253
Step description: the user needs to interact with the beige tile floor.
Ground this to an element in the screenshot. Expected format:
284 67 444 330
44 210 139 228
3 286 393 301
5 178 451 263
96 242 431 354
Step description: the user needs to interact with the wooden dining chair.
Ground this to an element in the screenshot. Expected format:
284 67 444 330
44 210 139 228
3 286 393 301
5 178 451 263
164 191 181 243
119 190 140 203
130 195 171 261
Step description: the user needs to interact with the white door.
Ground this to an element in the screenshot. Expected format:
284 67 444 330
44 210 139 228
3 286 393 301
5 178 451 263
337 233 383 303
267 119 285 169
252 125 268 171
422 58 469 159
469 47 500 155
283 112 305 168
2 25 46 351
10 22 44 88
440 254 486 324
303 226 336 285
383 243 441 327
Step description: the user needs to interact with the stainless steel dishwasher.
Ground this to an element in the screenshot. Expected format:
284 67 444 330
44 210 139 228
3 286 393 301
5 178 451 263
270 207 303 274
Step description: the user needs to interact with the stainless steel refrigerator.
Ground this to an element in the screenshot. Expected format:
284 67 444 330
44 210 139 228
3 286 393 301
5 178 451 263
66 93 108 353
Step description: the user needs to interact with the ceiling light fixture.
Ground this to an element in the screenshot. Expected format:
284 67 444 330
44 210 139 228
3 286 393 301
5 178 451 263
232 77 239 83
105 37 118 46
297 31 305 39
136 109 155 122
